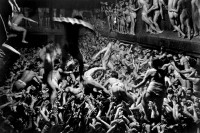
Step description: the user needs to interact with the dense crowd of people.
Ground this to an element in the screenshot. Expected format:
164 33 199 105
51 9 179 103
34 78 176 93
99 0 200 39
0 32 199 133
0 1 200 133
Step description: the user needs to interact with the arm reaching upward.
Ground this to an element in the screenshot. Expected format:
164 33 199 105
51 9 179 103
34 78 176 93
132 69 152 90
92 47 107 60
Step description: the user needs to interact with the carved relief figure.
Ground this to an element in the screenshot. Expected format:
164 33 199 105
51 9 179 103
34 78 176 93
119 5 126 33
105 5 112 31
138 0 162 34
179 0 192 39
147 0 164 32
116 4 120 32
124 2 132 34
129 0 140 35
191 0 200 37
159 0 168 19
108 6 114 31
111 8 118 31
167 0 186 38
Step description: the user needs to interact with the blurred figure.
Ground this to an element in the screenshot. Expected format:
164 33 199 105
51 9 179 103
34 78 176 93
44 8 50 28
53 8 59 29
9 11 38 43
38 8 44 28
53 13 95 81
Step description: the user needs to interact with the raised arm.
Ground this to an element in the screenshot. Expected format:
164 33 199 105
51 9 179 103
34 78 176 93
0 101 12 110
114 106 123 119
181 75 200 85
92 47 107 60
172 101 179 121
40 107 50 122
132 69 151 90
104 78 110 87
192 104 199 122
161 63 170 70
9 0 20 12
106 101 114 118
106 125 117 133
96 110 111 130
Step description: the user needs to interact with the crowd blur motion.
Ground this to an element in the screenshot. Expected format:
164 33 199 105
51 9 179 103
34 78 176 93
0 0 200 133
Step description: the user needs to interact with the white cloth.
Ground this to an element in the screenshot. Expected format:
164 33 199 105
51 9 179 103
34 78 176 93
53 17 94 31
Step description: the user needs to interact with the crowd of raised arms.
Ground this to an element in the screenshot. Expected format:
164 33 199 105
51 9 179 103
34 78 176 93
99 0 200 39
0 32 199 133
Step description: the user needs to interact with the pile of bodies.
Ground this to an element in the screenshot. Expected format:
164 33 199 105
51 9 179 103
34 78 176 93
0 34 199 133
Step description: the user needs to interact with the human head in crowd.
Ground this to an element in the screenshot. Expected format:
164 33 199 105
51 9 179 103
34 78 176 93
119 44 126 51
0 34 199 133
111 71 118 79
